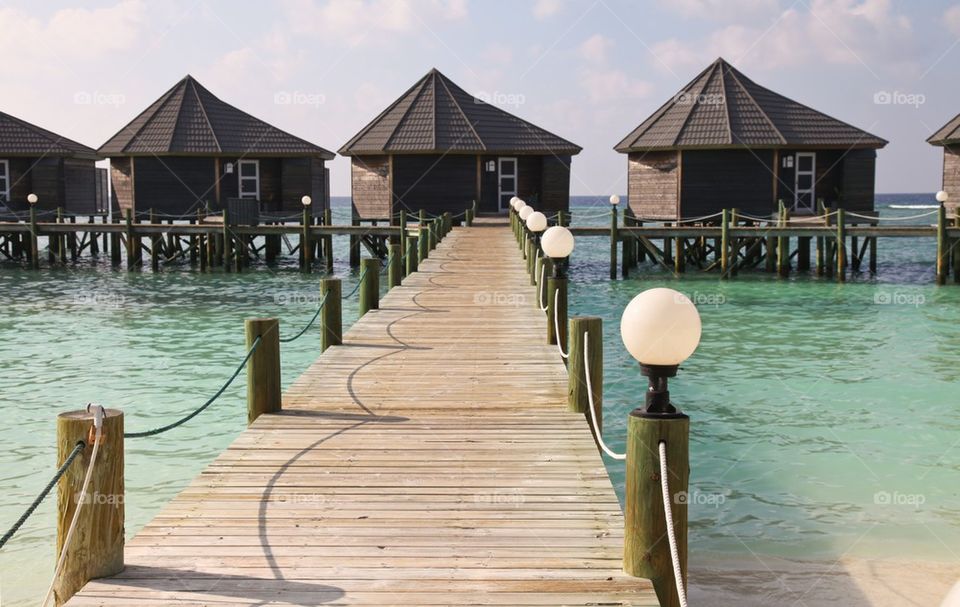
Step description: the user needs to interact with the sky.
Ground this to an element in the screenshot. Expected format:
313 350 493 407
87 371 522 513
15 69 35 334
1 0 958 196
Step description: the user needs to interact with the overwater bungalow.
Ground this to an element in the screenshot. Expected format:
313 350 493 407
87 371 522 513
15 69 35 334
614 58 887 221
0 110 104 217
339 68 581 219
927 113 960 214
99 75 335 220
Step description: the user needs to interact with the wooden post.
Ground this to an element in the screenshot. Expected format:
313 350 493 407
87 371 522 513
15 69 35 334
936 203 948 285
28 203 39 270
89 216 99 256
568 317 602 441
324 208 334 273
149 210 160 272
720 208 729 277
406 235 419 275
125 210 136 271
532 240 542 287
443 212 451 237
302 205 312 273
54 408 124 605
418 225 429 262
110 215 120 268
321 278 342 352
388 243 402 289
729 209 739 277
546 276 568 347
222 207 232 273
189 216 198 266
538 258 553 309
359 258 380 317
399 209 407 255
610 207 619 279
429 219 438 250
624 410 689 607
777 202 789 277
673 237 684 274
245 318 281 425
870 232 878 275
349 216 361 268
797 237 811 272
836 208 846 283
623 216 633 278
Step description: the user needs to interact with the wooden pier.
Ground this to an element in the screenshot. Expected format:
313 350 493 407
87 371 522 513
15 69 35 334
64 219 657 606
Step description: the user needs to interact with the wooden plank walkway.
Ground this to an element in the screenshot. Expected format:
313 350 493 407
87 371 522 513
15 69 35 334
66 219 657 606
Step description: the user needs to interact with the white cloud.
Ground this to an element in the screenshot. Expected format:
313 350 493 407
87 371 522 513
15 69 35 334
578 34 614 63
282 0 467 45
945 4 960 36
0 0 146 70
650 0 915 73
580 69 655 102
533 0 563 20
660 0 780 21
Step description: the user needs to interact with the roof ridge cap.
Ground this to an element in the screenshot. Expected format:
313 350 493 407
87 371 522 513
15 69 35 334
726 66 786 145
437 73 485 150
186 78 222 153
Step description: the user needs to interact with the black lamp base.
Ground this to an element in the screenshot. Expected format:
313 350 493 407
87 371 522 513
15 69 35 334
633 363 683 417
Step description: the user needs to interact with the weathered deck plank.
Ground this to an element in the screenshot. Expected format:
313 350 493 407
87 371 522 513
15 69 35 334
65 220 657 606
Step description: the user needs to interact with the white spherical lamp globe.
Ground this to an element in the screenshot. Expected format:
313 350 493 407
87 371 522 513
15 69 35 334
620 288 701 366
518 205 534 221
27 193 38 204
301 195 312 206
510 196 520 208
610 194 621 206
526 211 548 233
936 190 949 203
541 225 574 259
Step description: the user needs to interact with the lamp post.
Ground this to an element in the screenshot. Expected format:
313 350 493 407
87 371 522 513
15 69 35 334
301 195 312 273
509 196 520 235
610 194 620 279
518 204 534 261
542 225 574 346
27 193 39 269
620 287 701 607
526 211 547 286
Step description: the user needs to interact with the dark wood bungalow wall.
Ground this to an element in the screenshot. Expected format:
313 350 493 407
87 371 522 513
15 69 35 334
2 157 104 215
627 148 876 220
350 153 571 220
110 156 328 217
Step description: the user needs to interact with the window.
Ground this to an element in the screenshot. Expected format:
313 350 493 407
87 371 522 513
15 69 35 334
0 160 9 203
238 160 260 199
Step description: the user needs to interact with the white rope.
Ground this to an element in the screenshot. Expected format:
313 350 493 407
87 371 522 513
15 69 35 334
42 405 104 607
552 287 569 359
676 211 724 224
659 441 689 607
847 209 940 222
582 332 625 461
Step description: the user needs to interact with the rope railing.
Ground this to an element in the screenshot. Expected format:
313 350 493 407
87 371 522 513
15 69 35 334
583 332 626 460
659 441 689 607
0 440 86 551
538 265 549 313
847 209 940 222
280 292 330 343
341 267 368 300
553 289 570 360
123 336 262 438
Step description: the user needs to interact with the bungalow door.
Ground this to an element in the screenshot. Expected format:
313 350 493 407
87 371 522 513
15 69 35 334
238 159 260 200
0 160 8 204
793 152 816 213
498 157 517 212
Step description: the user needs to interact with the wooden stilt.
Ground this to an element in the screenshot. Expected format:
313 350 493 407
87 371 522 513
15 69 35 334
320 278 342 352
245 318 281 425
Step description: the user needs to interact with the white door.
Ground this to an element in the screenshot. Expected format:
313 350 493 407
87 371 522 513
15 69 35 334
497 157 517 212
793 152 816 213
238 160 260 199
0 160 9 204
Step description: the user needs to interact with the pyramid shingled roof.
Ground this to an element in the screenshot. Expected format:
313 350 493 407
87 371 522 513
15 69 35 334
0 111 97 158
340 69 581 156
615 58 887 152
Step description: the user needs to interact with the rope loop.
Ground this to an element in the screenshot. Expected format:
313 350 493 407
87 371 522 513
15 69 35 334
659 441 689 607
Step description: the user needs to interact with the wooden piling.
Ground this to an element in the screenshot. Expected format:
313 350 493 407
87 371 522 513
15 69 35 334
110 215 120 268
836 208 846 283
777 203 789 277
359 258 380 317
323 209 334 273
398 210 407 254
720 208 729 277
609 207 618 279
406 236 418 275
124 211 136 271
319 278 342 353
222 208 233 273
388 243 402 289
301 206 312 273
546 277 567 347
567 317 602 441
89 217 99 256
797 237 811 272
28 204 39 270
54 408 124 605
349 216 361 268
624 411 689 607
245 318 281 425
673 237 684 274
150 210 160 272
936 204 948 285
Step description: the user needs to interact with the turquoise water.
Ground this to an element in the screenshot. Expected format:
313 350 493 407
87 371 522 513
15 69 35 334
1 197 957 604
